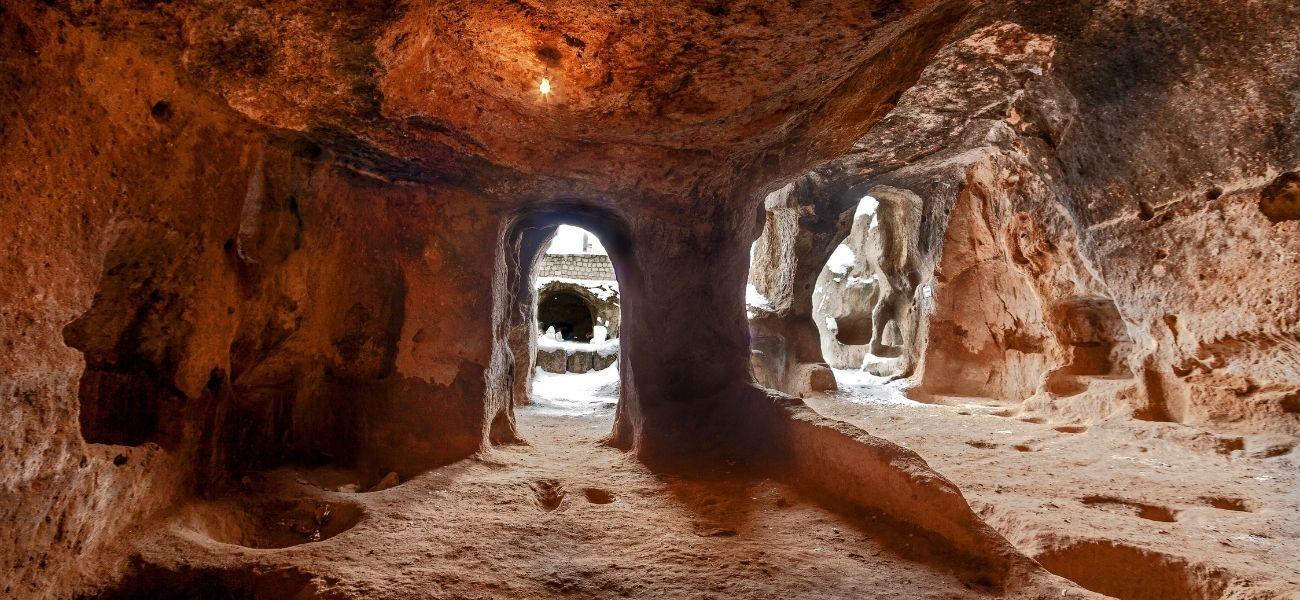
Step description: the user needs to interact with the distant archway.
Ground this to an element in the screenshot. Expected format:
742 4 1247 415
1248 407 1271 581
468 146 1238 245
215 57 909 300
538 290 596 341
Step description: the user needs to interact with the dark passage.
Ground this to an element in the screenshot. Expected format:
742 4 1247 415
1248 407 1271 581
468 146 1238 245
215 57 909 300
538 290 596 341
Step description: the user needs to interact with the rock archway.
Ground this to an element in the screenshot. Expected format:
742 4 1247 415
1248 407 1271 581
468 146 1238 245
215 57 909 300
537 289 596 341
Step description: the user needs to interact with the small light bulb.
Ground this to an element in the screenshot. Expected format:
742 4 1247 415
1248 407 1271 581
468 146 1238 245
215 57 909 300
539 76 552 96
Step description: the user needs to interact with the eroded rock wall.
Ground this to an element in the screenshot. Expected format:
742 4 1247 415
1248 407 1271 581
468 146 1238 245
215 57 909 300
993 0 1300 433
748 180 851 396
4 0 1299 597
914 2 1300 432
750 23 1066 394
0 5 508 595
751 5 1299 436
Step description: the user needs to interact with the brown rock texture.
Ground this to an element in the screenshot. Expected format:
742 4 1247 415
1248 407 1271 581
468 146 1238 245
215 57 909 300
751 5 1300 437
0 0 1296 597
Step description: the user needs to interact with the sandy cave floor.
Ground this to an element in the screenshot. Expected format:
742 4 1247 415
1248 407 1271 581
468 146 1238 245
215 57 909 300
805 370 1300 598
111 371 1039 599
101 368 1299 599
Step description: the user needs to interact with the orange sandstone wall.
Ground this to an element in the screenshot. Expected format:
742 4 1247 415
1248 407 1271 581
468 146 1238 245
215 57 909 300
0 5 506 595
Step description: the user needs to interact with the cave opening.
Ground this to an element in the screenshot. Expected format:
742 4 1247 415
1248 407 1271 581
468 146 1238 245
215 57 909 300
521 223 623 417
812 191 922 377
815 195 881 353
1050 297 1133 377
537 290 596 342
62 226 189 449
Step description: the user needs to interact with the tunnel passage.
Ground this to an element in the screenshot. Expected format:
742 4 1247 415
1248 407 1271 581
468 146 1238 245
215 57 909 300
537 290 596 341
490 205 639 445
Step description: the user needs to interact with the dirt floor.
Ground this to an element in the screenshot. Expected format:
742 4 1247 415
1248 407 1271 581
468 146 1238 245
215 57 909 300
805 371 1300 600
88 369 1296 599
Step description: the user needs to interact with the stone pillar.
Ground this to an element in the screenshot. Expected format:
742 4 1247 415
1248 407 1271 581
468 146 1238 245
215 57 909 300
608 201 756 459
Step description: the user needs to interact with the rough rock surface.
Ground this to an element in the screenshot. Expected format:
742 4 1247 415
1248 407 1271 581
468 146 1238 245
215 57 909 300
1 0 1297 597
805 377 1300 600
750 6 1300 440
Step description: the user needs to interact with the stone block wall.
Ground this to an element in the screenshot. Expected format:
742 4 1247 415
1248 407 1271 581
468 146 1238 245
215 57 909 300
538 253 616 280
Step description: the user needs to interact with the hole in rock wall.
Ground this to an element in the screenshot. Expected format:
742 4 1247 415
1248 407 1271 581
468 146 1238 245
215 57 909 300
1259 171 1300 223
813 194 921 373
1049 297 1132 377
63 227 191 447
833 306 876 346
530 224 622 414
149 100 172 122
1137 200 1156 221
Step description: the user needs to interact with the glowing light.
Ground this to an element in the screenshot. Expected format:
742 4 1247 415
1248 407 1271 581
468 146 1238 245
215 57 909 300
539 75 552 96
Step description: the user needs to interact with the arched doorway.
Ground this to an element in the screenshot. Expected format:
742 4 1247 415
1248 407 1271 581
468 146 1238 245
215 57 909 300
487 205 638 449
527 224 623 416
537 289 596 341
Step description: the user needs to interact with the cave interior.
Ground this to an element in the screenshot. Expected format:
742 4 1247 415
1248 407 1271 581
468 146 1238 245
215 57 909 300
2 1 1299 599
